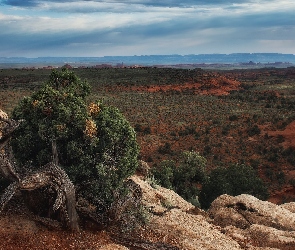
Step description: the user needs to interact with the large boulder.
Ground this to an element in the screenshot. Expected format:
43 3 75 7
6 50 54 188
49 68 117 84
208 194 295 249
208 194 295 231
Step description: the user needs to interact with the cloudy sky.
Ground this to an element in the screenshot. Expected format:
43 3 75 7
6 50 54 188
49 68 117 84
1 0 295 57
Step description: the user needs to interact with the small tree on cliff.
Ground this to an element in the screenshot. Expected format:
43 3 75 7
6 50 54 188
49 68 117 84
11 69 139 212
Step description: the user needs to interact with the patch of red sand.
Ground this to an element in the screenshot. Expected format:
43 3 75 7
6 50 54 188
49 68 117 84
128 76 241 96
268 185 295 204
267 121 295 149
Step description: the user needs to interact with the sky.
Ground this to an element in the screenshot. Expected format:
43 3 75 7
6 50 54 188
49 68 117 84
0 0 295 57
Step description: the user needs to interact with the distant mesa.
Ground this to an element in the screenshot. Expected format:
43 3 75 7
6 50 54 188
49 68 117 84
1 53 295 69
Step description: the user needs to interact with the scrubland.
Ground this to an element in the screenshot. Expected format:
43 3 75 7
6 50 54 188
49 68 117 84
1 66 295 203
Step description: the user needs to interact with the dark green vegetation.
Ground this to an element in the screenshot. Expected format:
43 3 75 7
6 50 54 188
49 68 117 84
152 151 207 206
199 164 269 208
152 153 268 208
1 66 295 206
10 69 139 212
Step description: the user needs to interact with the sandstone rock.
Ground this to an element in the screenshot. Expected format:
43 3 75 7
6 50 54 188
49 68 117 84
280 202 295 213
209 206 250 229
247 247 280 250
208 194 295 231
222 226 280 250
134 176 294 249
150 209 241 250
249 224 295 250
131 175 242 249
208 194 295 249
222 225 251 247
130 175 195 214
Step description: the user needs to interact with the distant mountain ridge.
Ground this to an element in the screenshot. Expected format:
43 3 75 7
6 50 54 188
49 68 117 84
1 53 295 68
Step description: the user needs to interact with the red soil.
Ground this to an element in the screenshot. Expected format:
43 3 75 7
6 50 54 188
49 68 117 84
268 185 295 204
267 121 295 149
127 75 241 96
261 121 295 203
0 199 113 250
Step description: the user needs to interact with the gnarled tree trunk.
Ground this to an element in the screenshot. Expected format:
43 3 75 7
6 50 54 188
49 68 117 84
0 113 79 231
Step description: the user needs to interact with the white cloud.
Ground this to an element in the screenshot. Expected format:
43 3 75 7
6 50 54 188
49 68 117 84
0 11 170 34
257 40 295 53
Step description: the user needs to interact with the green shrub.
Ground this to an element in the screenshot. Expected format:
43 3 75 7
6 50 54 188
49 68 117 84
152 151 207 202
229 114 238 121
152 160 176 189
158 142 173 155
200 164 268 209
11 69 139 212
247 124 261 136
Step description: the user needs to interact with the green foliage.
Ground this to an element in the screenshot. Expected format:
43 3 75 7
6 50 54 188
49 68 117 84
229 114 238 121
153 154 268 208
152 160 175 189
173 151 207 202
200 164 268 209
12 69 90 166
3 67 295 212
158 142 173 155
11 69 139 211
152 151 207 202
247 124 261 136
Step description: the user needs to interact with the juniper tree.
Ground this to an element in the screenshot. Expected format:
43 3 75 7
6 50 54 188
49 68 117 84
11 69 139 213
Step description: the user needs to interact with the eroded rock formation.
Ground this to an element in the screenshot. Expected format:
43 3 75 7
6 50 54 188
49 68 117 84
130 175 295 250
208 194 295 250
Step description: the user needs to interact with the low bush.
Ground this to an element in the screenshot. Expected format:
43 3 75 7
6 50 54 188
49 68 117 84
152 151 207 203
200 164 268 209
247 124 261 136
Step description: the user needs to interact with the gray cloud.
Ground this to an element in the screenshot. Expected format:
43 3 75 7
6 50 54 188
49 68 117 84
1 0 295 56
1 0 253 9
2 0 39 6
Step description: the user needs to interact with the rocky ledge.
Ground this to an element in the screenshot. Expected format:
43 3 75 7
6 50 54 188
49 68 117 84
130 175 295 250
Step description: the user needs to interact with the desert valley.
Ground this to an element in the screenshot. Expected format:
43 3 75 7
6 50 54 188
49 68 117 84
0 65 295 249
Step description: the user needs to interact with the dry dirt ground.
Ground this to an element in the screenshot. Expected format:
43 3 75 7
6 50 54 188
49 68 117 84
0 195 117 250
0 192 177 250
